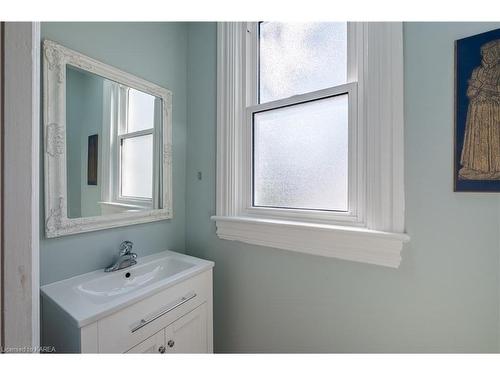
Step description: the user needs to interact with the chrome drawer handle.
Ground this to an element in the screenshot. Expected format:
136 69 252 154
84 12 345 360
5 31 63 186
131 291 197 333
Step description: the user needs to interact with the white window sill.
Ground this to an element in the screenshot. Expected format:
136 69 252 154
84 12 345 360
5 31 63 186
98 201 148 210
211 216 410 268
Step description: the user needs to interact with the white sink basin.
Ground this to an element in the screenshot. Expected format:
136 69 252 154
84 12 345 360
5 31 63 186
76 257 193 303
41 250 214 327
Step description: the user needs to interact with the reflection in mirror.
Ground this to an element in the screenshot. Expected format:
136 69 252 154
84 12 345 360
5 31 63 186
65 65 163 218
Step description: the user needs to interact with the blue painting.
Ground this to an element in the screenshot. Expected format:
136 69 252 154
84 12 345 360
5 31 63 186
455 28 500 192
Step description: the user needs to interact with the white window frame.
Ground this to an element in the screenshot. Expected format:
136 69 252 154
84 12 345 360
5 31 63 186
101 84 162 211
244 22 360 224
213 22 410 268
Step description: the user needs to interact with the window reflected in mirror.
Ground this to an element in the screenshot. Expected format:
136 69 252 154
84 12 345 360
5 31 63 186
65 65 163 218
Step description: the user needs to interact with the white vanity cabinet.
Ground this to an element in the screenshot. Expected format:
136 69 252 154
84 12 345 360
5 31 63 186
127 303 207 354
41 251 214 353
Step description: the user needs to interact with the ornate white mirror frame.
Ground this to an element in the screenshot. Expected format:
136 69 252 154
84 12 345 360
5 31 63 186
43 40 173 238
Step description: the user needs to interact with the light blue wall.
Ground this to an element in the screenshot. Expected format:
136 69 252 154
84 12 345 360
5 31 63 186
41 23 188 284
41 22 500 352
185 22 500 352
66 67 103 218
66 68 84 218
78 70 103 218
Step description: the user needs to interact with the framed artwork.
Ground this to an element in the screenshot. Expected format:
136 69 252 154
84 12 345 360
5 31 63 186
454 27 500 192
87 134 98 186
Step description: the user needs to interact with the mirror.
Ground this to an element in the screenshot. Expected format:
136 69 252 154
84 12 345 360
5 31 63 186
66 66 162 218
44 40 172 237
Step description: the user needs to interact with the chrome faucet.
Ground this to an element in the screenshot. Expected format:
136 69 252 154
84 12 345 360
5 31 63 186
105 241 138 272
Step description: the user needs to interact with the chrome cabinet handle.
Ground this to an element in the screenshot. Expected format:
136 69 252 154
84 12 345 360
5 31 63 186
158 345 166 353
167 340 175 348
131 291 197 333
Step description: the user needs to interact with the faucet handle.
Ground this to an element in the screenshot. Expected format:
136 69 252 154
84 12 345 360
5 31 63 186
119 241 134 256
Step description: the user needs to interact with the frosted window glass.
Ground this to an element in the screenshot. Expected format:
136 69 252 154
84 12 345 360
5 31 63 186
127 88 155 133
259 22 347 103
253 95 348 211
121 134 153 198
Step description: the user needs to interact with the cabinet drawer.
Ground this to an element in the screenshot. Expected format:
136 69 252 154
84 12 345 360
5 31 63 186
97 270 211 353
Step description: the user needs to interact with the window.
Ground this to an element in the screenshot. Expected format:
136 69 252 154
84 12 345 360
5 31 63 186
242 22 360 225
252 22 352 216
214 22 409 268
118 88 155 201
101 84 161 211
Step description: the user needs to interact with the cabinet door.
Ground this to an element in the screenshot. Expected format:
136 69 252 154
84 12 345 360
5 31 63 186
165 303 207 353
126 329 165 353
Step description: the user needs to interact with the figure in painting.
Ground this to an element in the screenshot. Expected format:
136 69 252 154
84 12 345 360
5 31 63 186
459 39 500 180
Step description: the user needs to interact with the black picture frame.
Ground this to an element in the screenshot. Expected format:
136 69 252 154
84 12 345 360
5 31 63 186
87 134 98 186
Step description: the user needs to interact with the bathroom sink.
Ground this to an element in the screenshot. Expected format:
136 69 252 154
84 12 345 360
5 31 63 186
41 251 214 327
76 257 193 303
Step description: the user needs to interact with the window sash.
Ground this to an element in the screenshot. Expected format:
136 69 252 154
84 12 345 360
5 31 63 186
250 89 352 213
245 22 359 105
117 129 154 202
242 22 363 225
244 83 360 224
